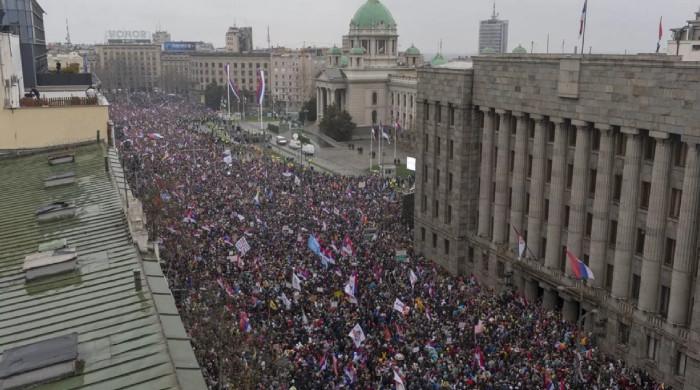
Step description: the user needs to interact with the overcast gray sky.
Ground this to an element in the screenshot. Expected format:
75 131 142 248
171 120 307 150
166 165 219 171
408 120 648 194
42 0 699 55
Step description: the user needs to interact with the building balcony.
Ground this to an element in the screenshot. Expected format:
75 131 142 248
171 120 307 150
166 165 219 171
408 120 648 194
19 96 99 108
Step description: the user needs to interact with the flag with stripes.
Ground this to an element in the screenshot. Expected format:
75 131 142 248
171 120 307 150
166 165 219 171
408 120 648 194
579 0 588 37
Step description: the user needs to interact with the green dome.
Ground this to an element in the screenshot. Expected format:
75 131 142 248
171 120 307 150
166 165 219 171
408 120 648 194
512 44 527 54
350 0 396 29
350 46 366 55
339 55 350 67
405 45 420 55
481 47 497 54
430 53 447 66
329 46 343 55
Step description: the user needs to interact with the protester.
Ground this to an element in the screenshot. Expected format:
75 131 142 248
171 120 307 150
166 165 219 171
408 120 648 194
113 93 666 390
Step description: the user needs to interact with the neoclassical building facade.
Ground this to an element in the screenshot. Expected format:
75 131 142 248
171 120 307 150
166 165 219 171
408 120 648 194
415 54 700 389
316 0 423 139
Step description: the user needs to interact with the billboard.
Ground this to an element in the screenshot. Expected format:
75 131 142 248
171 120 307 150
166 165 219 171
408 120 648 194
406 157 416 171
163 42 198 52
106 30 151 43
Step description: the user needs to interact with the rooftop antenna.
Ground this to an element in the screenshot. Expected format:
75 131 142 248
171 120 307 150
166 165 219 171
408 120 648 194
65 18 71 45
492 0 499 19
267 26 271 49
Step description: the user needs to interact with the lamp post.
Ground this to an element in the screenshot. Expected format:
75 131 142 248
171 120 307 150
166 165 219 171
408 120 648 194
300 109 308 166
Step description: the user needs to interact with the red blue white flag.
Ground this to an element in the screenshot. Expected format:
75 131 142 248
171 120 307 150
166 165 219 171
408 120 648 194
256 69 265 105
579 0 588 37
567 249 595 280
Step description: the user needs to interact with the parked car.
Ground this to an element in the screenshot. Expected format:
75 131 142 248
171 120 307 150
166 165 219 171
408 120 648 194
302 144 315 156
289 140 302 150
276 136 288 145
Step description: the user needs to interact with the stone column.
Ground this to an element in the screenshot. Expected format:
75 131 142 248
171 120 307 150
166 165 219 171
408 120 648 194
669 142 700 326
566 120 591 274
316 88 321 119
544 118 568 270
525 280 539 302
589 125 614 289
639 133 672 313
527 115 547 259
562 299 579 323
509 112 529 248
330 88 337 107
478 108 495 238
493 109 511 244
542 288 558 309
611 128 642 300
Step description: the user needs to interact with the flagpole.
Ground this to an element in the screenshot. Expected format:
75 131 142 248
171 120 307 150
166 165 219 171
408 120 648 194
393 122 397 165
226 65 231 120
581 0 588 56
379 123 383 177
370 128 373 172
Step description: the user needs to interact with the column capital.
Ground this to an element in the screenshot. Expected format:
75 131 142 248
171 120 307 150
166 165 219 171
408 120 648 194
621 127 639 135
479 106 492 113
550 116 566 124
571 119 589 127
595 124 612 131
530 114 544 120
495 109 508 115
511 111 525 117
649 130 670 140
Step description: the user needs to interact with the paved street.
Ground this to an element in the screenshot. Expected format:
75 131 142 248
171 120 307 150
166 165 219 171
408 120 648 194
239 120 414 176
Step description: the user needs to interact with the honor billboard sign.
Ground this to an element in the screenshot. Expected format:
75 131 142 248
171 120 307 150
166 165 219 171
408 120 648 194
105 30 152 44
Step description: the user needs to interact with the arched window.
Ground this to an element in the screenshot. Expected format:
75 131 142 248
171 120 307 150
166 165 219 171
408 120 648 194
372 110 378 124
372 92 377 106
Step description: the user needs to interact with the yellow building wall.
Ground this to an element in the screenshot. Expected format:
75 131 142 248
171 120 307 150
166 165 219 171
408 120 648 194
0 105 109 150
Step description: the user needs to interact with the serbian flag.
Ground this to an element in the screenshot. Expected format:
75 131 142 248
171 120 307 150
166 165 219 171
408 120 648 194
656 16 663 53
544 374 555 390
341 235 355 256
344 274 358 304
409 270 418 288
393 368 406 389
225 64 240 101
320 247 336 266
567 249 595 280
239 311 252 333
474 346 486 371
344 362 357 384
256 69 266 105
319 353 328 371
579 0 587 37
393 298 410 315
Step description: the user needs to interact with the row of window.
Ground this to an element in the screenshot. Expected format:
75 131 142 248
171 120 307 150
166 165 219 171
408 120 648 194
422 100 457 126
422 135 456 159
195 62 268 69
419 228 451 256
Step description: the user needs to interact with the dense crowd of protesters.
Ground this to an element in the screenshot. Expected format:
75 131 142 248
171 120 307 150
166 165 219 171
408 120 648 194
113 93 666 389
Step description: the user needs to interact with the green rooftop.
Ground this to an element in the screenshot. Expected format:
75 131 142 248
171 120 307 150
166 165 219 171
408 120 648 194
0 143 205 389
329 45 343 55
430 53 448 66
350 46 366 55
350 0 396 29
405 45 420 55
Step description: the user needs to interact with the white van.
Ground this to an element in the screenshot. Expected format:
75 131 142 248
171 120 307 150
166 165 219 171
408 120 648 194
302 144 315 156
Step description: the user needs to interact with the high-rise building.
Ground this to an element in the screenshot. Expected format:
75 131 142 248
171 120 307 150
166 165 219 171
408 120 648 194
414 53 700 389
225 27 253 53
94 42 162 91
0 0 48 87
478 4 508 54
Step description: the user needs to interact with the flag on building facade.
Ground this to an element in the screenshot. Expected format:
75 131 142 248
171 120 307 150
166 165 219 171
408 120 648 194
566 249 595 280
